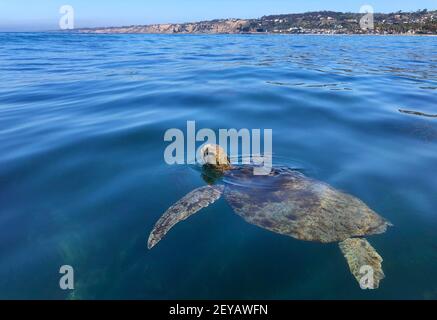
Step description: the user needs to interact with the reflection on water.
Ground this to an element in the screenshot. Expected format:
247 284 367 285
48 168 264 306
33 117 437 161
399 108 437 118
0 33 436 299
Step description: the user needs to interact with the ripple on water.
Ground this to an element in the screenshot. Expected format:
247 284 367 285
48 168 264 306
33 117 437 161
0 33 436 299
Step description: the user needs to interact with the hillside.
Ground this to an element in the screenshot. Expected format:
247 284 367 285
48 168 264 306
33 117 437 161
76 10 437 35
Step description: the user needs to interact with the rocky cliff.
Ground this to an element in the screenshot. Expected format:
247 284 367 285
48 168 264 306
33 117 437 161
75 10 437 35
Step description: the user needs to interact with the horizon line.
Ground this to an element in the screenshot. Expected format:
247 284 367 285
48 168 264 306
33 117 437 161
77 9 437 30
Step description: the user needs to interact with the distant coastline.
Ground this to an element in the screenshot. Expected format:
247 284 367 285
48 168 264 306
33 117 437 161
71 10 436 35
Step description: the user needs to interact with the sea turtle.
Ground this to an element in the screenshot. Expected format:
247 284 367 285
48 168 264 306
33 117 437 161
148 144 392 289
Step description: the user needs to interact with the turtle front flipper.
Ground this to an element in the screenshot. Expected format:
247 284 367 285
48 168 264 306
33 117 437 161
338 238 385 289
147 185 224 249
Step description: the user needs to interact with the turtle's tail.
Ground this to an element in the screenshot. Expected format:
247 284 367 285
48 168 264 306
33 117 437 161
367 217 393 236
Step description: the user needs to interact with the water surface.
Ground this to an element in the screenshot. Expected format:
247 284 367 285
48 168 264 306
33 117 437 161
0 33 436 299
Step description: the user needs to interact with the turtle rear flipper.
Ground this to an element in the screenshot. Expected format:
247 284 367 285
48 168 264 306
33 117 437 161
339 238 385 289
147 185 224 249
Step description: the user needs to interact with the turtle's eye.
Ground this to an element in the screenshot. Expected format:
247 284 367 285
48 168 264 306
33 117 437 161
205 150 209 155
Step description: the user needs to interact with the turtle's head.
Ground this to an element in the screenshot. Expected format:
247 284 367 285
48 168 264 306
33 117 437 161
199 144 231 172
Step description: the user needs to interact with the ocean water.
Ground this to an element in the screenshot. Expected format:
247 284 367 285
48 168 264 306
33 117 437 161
0 33 436 299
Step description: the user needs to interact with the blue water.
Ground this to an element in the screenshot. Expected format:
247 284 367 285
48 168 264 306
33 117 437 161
0 33 436 299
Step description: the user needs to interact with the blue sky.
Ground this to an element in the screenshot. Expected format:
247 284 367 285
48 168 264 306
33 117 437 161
0 0 435 31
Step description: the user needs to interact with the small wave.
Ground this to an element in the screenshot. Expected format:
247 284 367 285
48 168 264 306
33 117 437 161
399 108 437 118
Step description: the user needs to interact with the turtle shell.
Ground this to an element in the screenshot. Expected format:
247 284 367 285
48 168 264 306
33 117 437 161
223 167 391 243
